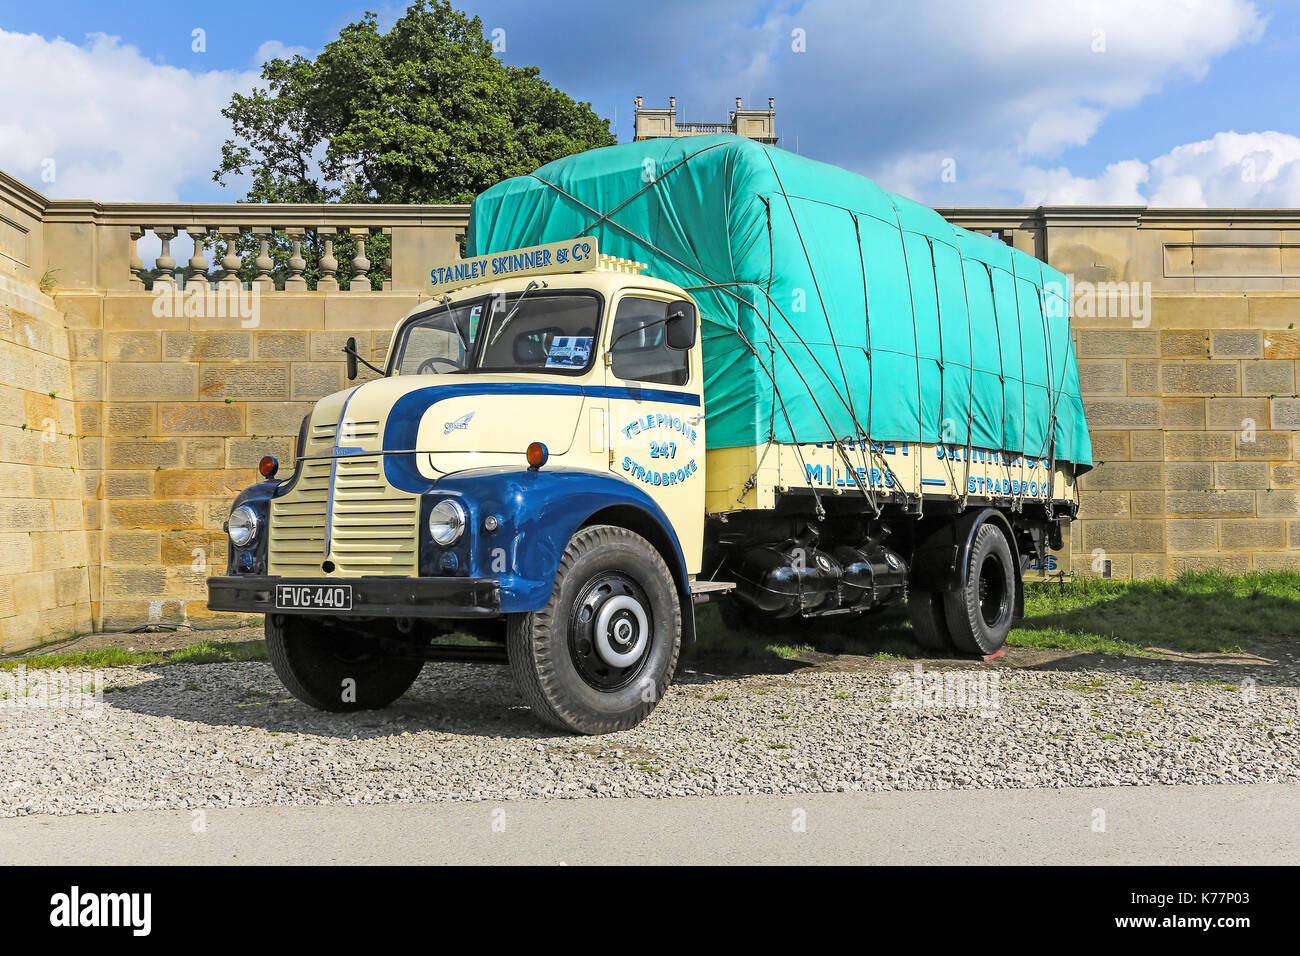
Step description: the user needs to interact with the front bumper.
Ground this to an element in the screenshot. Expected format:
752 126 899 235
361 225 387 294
206 575 501 619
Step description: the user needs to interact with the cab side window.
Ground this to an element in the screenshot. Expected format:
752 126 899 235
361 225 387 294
609 297 689 386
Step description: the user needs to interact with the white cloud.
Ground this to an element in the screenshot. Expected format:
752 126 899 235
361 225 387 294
650 0 1266 203
251 40 312 66
0 1 1277 210
0 29 266 201
1022 131 1300 206
1021 159 1150 205
1149 130 1300 205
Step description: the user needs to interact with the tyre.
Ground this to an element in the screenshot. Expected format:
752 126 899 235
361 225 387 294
941 523 1017 656
507 525 681 734
266 614 424 711
907 589 954 653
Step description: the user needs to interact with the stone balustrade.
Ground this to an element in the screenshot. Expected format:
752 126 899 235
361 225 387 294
0 170 471 294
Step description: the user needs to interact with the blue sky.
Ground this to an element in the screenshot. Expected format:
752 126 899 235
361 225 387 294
1 0 1296 205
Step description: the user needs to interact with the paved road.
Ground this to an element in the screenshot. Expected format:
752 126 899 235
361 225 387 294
2 783 1297 864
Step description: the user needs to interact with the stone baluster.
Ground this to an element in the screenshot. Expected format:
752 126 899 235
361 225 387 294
186 228 210 290
283 229 307 290
153 227 177 289
252 228 275 289
349 228 371 293
218 227 243 285
129 228 144 289
316 228 339 291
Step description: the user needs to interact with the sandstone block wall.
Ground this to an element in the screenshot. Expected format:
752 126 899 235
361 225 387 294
1070 294 1300 579
0 277 93 650
62 290 419 634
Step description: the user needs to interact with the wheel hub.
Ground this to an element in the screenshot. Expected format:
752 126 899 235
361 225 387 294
977 554 1009 627
569 573 653 690
594 595 647 667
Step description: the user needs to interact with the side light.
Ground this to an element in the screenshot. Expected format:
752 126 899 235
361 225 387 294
259 455 279 479
526 441 549 471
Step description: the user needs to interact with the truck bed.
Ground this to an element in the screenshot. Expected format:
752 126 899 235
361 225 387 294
706 440 1076 515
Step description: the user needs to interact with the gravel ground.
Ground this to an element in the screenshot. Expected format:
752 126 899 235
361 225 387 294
1 651 1297 816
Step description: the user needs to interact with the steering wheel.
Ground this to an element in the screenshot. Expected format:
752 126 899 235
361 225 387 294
415 356 461 375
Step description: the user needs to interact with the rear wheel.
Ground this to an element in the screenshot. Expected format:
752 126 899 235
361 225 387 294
907 589 955 653
942 523 1017 656
265 614 424 711
507 525 681 734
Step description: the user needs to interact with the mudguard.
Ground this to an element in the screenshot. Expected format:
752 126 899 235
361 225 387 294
428 466 696 638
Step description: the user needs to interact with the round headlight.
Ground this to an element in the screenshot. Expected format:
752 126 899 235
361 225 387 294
228 505 259 548
428 499 466 546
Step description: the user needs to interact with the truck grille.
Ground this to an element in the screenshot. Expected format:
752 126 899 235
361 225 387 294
267 417 419 577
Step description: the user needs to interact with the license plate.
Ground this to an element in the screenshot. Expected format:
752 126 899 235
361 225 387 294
274 583 353 611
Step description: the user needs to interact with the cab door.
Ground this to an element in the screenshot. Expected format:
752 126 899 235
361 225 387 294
604 291 704 573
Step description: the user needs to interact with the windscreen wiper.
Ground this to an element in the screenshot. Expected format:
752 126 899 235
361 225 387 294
437 294 471 352
488 280 547 347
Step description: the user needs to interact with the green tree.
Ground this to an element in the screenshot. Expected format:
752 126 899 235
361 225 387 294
214 0 616 205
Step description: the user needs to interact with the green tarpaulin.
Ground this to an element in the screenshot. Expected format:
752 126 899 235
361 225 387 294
468 135 1092 471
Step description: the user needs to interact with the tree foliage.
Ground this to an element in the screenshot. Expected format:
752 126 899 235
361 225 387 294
214 0 616 205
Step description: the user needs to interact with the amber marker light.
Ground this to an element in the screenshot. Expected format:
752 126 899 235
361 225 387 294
526 442 549 471
259 455 279 479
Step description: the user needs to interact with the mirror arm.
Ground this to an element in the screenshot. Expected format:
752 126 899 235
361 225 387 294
342 342 386 377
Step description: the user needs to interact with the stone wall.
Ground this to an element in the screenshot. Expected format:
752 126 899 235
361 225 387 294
942 208 1300 579
0 277 94 650
0 170 464 649
3 169 1299 650
61 289 421 634
0 173 95 650
1070 293 1300 578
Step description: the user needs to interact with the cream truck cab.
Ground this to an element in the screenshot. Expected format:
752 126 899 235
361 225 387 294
209 239 715 733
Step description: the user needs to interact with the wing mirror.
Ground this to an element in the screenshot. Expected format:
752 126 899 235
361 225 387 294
665 300 697 351
344 336 358 381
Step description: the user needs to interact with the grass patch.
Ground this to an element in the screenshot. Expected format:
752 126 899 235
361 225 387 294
1 639 268 671
1011 571 1300 654
167 640 268 664
0 646 162 670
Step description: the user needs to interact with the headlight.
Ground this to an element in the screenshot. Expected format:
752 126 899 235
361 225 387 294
227 505 259 548
428 499 466 546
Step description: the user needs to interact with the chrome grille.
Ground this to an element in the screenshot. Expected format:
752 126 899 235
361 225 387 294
267 416 419 577
329 456 419 574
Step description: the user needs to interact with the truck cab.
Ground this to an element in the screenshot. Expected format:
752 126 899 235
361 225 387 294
209 240 708 733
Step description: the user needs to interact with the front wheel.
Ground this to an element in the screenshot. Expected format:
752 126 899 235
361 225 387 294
507 525 682 734
265 614 425 711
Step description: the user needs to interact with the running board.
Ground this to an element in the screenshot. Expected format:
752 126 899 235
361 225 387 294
689 580 736 604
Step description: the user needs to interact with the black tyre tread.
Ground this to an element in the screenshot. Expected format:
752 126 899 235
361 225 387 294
265 615 424 712
907 589 954 653
507 524 681 735
942 523 1016 656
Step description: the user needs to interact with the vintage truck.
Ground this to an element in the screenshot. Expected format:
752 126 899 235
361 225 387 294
207 136 1091 734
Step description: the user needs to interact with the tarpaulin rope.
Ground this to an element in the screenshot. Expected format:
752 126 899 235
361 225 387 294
757 150 880 509
529 171 887 515
516 144 1079 514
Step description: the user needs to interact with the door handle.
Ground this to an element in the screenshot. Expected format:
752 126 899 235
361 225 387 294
589 407 607 453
